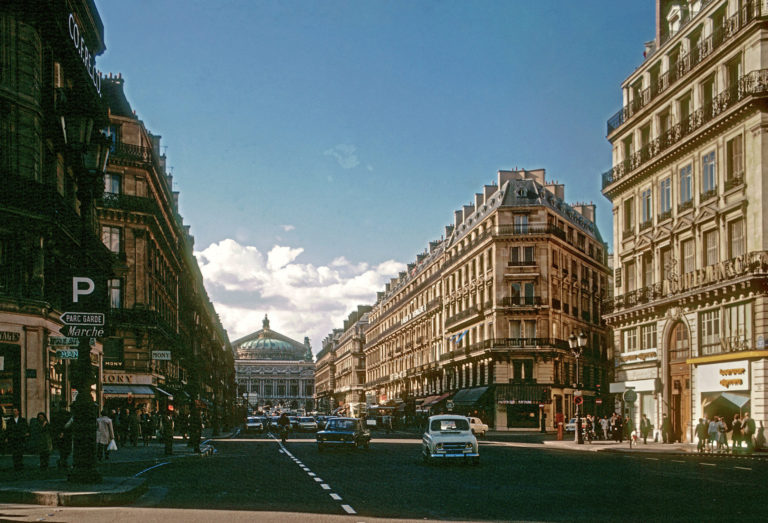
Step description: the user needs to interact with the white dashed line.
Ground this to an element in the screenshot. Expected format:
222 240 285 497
314 477 323 482
701 463 716 466
341 505 356 514
645 457 659 461
321 484 331 490
735 466 752 471
308 472 316 477
672 460 685 463
330 493 342 501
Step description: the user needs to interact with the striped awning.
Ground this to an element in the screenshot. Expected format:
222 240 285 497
102 384 155 398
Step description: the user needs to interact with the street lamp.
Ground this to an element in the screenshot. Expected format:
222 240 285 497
568 332 587 445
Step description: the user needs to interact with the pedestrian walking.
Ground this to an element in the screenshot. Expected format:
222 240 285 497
96 409 115 461
708 416 719 453
742 412 756 452
600 416 609 441
51 403 72 469
6 407 29 471
731 414 742 452
140 409 153 446
640 414 652 444
161 410 175 455
35 412 53 470
128 409 140 447
661 413 672 444
717 416 729 453
695 418 708 453
189 409 202 453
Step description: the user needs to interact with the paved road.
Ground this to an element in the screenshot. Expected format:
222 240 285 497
4 430 767 521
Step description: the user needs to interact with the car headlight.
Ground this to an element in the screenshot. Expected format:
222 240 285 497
435 443 443 450
465 442 473 449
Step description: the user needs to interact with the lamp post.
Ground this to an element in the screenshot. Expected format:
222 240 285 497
61 106 110 483
568 332 587 445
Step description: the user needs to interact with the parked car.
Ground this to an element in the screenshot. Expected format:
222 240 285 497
268 416 280 431
245 416 264 433
298 416 318 432
315 416 329 430
316 417 371 451
467 417 488 437
422 414 479 465
289 416 300 430
564 417 587 433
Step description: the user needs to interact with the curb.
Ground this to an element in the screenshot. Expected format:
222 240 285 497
0 476 147 507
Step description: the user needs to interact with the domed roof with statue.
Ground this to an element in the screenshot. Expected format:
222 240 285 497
232 315 312 362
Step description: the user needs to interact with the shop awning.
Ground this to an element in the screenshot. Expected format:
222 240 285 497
422 392 451 407
702 392 751 410
495 384 552 405
102 384 156 398
452 386 490 406
418 395 439 408
154 387 173 400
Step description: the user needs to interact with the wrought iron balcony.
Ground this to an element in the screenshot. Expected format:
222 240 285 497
700 188 718 202
677 200 694 213
658 210 672 222
97 192 161 215
445 305 483 327
603 69 768 190
607 0 764 135
724 173 745 191
499 296 542 307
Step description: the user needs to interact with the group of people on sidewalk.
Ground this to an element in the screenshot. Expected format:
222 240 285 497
1 403 205 472
695 412 764 454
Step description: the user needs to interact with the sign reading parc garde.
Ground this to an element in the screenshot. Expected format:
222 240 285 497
696 360 750 392
68 13 102 96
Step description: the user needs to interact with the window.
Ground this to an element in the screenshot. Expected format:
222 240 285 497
702 151 716 195
726 135 744 184
641 188 652 224
101 226 121 253
704 229 718 266
513 215 528 234
510 246 535 265
623 328 637 353
104 173 121 194
640 324 656 350
723 303 751 351
625 260 636 291
623 197 634 232
669 322 690 361
682 239 694 274
728 219 744 259
642 253 653 287
660 247 672 281
509 320 536 340
679 164 693 204
659 177 672 216
108 278 121 309
700 309 720 355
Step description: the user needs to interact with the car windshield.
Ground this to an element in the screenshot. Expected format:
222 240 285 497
327 419 358 431
431 418 470 431
247 417 258 422
299 417 314 422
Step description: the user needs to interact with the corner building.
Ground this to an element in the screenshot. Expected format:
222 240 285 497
603 0 768 442
365 169 611 430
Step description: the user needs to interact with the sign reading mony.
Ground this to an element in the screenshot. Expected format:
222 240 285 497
151 351 171 361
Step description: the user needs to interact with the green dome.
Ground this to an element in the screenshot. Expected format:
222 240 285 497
233 315 311 361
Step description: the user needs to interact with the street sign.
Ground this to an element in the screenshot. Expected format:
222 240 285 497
152 350 171 361
49 337 95 346
446 400 454 411
623 389 637 403
57 349 79 359
596 398 603 405
574 396 583 405
61 312 104 326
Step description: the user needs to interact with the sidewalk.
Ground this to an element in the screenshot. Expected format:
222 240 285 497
0 427 238 506
542 436 768 458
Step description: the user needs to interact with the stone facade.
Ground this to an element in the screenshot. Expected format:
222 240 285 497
603 0 768 442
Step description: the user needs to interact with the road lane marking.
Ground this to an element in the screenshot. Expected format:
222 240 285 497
308 472 316 477
701 463 716 466
314 477 323 482
672 460 685 463
321 484 331 490
134 462 170 477
330 493 342 501
735 466 752 470
341 505 356 514
645 458 659 461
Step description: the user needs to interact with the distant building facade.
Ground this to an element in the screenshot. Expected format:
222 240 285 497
234 316 315 412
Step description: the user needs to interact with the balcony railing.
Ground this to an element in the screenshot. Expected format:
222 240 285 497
499 296 542 307
677 200 694 213
603 69 768 190
607 0 764 135
507 260 537 267
439 338 570 361
658 209 672 222
98 192 161 215
445 305 483 327
700 188 718 202
724 173 745 191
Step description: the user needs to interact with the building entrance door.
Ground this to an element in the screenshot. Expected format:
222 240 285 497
668 322 691 442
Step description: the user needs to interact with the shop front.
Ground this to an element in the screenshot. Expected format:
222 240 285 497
102 372 172 413
693 359 752 431
451 386 492 425
0 337 21 414
495 384 552 430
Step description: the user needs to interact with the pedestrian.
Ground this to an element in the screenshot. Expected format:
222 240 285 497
731 414 742 452
34 412 53 470
51 402 72 469
189 409 202 453
756 421 765 451
128 408 140 447
695 418 708 453
600 416 609 441
161 410 174 455
615 413 624 443
717 415 729 453
140 409 152 446
114 407 123 446
96 409 115 461
640 414 652 444
742 412 756 452
661 413 672 444
6 407 29 471
708 416 719 453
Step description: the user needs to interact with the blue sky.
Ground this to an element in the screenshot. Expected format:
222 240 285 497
94 1 655 350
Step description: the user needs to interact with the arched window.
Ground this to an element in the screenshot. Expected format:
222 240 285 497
669 322 690 361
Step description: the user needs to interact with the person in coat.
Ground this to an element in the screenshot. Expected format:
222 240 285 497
128 409 140 447
731 414 742 452
661 413 672 443
161 410 175 455
35 412 53 470
51 403 72 470
640 414 652 444
96 409 115 461
695 418 709 453
140 408 153 446
6 407 29 471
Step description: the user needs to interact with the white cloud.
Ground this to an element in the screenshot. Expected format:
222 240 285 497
281 224 296 232
195 239 406 353
324 144 360 169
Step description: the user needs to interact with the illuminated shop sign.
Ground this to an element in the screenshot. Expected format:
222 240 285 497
68 13 102 96
696 360 749 392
